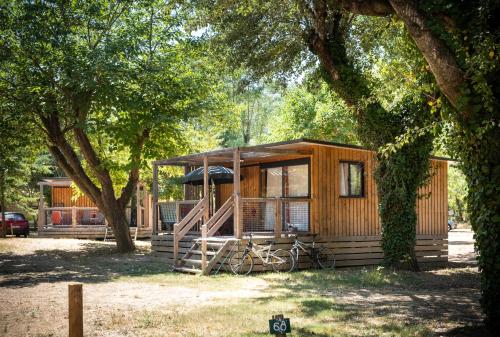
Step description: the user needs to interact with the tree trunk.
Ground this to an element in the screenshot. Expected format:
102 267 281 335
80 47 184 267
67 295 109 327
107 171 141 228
98 196 135 253
460 125 500 330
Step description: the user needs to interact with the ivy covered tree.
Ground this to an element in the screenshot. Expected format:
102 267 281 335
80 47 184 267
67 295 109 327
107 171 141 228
195 0 436 270
316 0 500 329
0 0 221 251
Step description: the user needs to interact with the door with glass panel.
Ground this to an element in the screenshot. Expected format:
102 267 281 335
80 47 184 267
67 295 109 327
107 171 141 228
261 160 310 232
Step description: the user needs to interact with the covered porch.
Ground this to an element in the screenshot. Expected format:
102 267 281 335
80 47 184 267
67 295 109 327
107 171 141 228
37 178 153 239
151 143 313 274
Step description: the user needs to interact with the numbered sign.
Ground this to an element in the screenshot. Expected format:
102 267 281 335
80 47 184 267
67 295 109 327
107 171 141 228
269 317 291 334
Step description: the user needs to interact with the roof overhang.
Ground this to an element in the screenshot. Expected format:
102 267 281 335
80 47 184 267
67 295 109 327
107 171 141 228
152 138 456 167
38 177 73 187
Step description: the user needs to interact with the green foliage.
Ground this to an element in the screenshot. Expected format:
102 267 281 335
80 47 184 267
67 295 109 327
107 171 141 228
419 0 500 328
448 164 468 222
263 81 358 144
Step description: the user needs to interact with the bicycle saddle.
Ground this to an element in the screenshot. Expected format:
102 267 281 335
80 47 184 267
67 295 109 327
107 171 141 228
265 240 275 245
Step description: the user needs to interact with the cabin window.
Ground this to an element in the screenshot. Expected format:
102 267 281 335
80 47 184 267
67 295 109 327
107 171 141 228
339 161 364 197
261 159 310 232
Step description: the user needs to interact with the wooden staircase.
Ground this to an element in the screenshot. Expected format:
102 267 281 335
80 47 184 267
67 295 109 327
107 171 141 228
174 237 238 274
172 195 237 275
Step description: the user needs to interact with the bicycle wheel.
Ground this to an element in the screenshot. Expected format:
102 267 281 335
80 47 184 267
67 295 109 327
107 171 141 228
289 248 299 271
229 251 253 275
316 247 336 269
270 249 295 272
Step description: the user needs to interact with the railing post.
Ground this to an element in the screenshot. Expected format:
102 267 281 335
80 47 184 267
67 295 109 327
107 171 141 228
274 198 282 239
173 224 179 267
152 163 159 235
71 206 77 227
203 156 210 223
233 149 242 238
175 201 180 223
136 183 142 228
201 224 208 272
37 184 45 229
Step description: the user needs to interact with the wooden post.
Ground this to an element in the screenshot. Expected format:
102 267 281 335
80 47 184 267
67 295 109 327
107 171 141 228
175 201 180 223
233 149 242 238
136 183 142 228
152 164 158 235
71 206 77 227
201 224 208 272
274 198 282 239
144 193 152 229
203 156 209 222
173 225 179 267
37 184 45 229
202 156 209 273
68 284 83 337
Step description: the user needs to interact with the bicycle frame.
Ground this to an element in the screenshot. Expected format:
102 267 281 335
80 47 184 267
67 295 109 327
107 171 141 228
290 236 319 265
242 239 286 266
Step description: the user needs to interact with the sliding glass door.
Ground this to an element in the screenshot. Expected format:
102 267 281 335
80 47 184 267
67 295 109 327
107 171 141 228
261 159 310 232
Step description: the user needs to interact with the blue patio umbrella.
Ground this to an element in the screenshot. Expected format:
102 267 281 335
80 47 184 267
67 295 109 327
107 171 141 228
181 166 242 185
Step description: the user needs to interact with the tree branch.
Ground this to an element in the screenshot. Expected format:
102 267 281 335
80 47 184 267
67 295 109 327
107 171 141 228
118 128 150 208
339 0 393 16
388 0 466 111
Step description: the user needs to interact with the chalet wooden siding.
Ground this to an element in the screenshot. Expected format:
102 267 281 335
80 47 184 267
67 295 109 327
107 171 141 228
151 140 449 270
51 187 95 207
208 144 447 238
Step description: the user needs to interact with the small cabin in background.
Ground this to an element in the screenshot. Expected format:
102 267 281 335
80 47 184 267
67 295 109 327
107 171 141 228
37 177 152 239
151 138 449 274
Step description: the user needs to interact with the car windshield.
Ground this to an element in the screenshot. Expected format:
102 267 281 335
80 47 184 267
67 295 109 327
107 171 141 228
0 213 25 221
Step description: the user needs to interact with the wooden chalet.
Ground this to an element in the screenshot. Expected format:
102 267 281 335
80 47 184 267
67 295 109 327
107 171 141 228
37 177 152 239
151 138 449 274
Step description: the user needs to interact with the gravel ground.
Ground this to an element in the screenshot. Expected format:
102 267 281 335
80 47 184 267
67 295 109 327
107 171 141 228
0 229 485 337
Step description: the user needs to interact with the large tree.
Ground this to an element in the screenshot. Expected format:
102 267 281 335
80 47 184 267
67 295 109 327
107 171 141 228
197 0 436 270
0 0 220 251
325 0 500 329
201 0 500 328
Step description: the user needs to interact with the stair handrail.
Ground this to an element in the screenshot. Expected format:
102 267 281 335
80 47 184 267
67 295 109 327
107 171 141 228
206 195 234 237
173 196 208 266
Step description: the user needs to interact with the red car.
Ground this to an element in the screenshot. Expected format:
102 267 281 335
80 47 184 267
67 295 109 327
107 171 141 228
0 212 30 237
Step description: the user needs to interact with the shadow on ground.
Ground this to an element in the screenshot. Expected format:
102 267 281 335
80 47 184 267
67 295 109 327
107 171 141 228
258 263 489 336
0 241 171 288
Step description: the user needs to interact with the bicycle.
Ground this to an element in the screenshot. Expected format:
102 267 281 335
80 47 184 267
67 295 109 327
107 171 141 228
289 234 336 270
229 234 294 275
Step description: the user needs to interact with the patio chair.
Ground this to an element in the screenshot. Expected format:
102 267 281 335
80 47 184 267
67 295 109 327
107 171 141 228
51 211 62 226
159 203 176 231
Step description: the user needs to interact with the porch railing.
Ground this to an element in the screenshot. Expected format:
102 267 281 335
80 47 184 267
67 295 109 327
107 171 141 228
242 197 311 237
173 196 209 266
41 206 104 228
157 200 200 233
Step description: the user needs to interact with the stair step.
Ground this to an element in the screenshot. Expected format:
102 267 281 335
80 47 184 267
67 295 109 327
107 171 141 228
174 266 201 274
190 250 217 256
182 258 202 266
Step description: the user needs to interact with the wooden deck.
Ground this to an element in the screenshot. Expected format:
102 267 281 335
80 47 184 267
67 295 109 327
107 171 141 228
151 233 448 273
38 226 152 240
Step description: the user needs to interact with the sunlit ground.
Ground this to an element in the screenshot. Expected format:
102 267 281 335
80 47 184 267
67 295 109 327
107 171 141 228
0 230 490 337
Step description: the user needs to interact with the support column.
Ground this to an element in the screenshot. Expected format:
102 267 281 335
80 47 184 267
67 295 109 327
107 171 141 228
71 206 77 227
233 149 242 238
274 197 282 239
201 156 209 271
152 163 158 235
37 184 45 229
136 183 142 228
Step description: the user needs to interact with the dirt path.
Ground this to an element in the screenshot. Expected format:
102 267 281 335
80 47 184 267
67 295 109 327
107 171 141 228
0 231 485 337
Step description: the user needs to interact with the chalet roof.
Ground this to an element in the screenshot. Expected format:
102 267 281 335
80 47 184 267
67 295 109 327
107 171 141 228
154 138 454 166
38 177 73 187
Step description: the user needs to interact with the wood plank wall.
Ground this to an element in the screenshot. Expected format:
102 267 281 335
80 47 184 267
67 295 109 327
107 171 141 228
416 161 448 236
51 187 95 207
192 144 448 237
